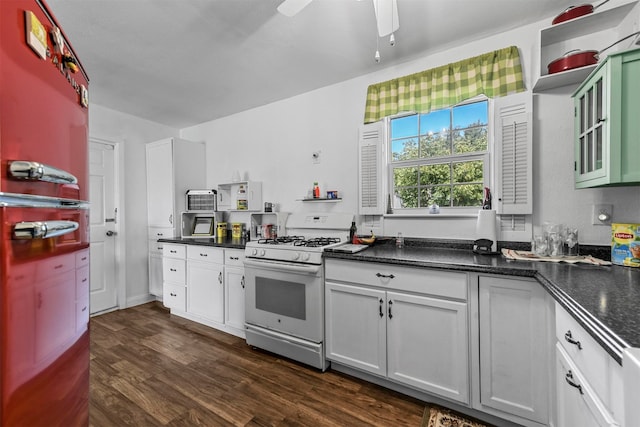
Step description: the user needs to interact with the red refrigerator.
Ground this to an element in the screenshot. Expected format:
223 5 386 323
0 0 90 425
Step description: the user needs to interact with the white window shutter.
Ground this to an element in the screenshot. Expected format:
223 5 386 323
494 92 532 215
358 122 385 215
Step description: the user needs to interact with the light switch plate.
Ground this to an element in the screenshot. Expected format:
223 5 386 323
592 204 613 225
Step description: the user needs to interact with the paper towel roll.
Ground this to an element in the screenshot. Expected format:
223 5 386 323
476 210 497 252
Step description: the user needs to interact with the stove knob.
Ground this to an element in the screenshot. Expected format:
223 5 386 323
251 249 258 256
259 249 266 257
291 252 300 261
301 253 310 262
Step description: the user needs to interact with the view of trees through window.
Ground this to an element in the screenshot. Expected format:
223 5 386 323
390 100 488 209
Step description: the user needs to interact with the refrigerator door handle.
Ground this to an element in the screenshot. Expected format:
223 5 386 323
13 220 79 240
8 160 78 184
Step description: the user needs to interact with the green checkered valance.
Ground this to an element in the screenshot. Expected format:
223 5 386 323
364 46 525 123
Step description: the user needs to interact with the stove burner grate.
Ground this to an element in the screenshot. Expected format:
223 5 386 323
257 236 305 245
295 237 342 247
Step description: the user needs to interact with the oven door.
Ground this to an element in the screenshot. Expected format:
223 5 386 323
244 258 323 343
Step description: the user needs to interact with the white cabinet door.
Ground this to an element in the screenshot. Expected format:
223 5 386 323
187 261 224 324
478 276 548 424
146 139 174 228
149 254 163 296
387 291 469 404
225 266 245 331
325 282 386 376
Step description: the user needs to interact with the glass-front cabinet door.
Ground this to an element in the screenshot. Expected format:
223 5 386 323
572 48 640 188
574 65 608 186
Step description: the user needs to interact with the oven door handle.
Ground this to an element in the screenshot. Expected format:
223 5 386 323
243 258 322 274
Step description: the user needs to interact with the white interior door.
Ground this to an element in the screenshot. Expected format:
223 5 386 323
89 141 118 314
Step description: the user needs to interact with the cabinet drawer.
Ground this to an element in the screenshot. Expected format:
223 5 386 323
225 249 245 267
163 283 186 311
149 226 174 240
556 343 618 427
325 259 467 300
187 245 223 263
37 252 76 279
163 258 185 284
75 249 90 268
163 244 186 259
76 265 90 298
149 239 165 256
555 303 609 405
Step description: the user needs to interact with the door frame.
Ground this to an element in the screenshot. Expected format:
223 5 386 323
89 137 126 314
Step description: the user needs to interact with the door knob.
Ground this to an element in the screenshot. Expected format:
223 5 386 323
106 230 117 237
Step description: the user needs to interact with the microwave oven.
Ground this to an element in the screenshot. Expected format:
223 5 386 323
185 189 217 212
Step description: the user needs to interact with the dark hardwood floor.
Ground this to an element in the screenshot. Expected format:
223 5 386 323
89 303 426 426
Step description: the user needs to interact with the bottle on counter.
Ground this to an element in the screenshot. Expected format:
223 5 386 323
349 221 357 243
313 182 320 199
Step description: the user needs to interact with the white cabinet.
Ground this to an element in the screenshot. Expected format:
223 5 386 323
217 181 262 212
187 246 224 324
554 303 623 427
224 249 246 335
162 243 186 311
325 259 469 404
162 244 246 338
533 1 638 92
146 137 205 297
476 275 550 425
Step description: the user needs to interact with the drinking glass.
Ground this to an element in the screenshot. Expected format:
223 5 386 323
564 227 579 256
533 235 548 256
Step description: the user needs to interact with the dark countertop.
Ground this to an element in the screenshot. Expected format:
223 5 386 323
158 236 247 250
324 240 640 364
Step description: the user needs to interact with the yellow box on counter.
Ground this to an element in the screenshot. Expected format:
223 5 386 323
611 223 640 267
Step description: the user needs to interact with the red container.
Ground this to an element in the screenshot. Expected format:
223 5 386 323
548 50 599 74
552 4 594 24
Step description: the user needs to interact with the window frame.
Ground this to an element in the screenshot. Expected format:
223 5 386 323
386 96 494 216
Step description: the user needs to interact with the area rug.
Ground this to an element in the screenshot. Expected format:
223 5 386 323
421 404 490 427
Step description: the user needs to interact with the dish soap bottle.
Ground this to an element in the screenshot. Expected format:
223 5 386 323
313 182 320 199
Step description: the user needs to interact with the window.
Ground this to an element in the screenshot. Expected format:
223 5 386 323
389 99 489 210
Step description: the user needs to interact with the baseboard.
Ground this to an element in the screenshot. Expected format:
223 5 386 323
125 294 157 308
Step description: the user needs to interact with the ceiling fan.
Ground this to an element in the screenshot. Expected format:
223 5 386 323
277 0 399 37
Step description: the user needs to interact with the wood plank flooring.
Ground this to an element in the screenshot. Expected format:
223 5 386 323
89 303 426 426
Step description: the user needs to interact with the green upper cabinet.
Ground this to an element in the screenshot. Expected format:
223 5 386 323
573 47 640 188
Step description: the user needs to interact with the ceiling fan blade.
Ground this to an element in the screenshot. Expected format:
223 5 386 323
277 0 313 17
373 0 399 37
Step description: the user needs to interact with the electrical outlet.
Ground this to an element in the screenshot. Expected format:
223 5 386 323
592 204 613 225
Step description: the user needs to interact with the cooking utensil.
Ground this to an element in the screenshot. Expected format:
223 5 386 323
552 0 609 25
548 49 599 74
547 31 640 74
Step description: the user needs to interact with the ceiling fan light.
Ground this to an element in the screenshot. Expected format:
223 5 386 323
374 50 381 63
389 33 395 46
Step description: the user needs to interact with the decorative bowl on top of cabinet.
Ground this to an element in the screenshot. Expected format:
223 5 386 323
573 47 640 188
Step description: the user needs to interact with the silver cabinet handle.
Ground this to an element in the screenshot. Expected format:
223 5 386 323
379 298 384 317
388 300 393 319
13 220 78 240
376 272 395 279
565 330 582 350
218 272 223 284
565 370 584 395
241 275 245 289
8 161 78 184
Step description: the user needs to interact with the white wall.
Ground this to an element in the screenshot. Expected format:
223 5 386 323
181 15 639 246
89 104 179 306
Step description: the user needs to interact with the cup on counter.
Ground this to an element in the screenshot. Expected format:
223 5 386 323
564 227 579 256
532 234 548 256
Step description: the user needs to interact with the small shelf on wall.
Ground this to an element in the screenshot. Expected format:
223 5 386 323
298 198 343 202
